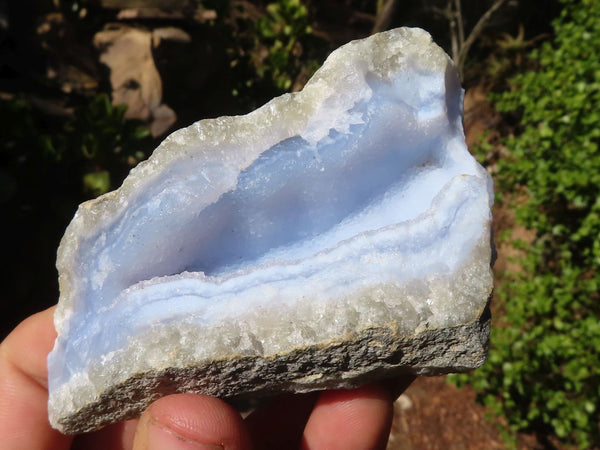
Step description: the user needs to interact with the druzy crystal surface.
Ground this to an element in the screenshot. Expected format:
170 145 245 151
48 27 494 434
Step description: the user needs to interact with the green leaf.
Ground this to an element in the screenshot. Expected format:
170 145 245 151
83 171 111 197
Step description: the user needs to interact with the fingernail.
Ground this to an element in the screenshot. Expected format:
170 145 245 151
146 417 223 450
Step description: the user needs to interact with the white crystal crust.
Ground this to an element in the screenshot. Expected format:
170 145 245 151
48 27 493 431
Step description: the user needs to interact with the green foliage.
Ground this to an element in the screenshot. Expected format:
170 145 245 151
1 93 150 205
83 171 111 198
451 0 600 446
252 0 315 91
46 94 150 196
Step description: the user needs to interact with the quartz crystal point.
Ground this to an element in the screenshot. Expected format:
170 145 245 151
48 27 494 434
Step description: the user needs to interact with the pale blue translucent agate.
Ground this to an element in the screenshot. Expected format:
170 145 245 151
48 28 493 429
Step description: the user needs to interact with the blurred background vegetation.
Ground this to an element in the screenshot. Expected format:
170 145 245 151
1 0 598 447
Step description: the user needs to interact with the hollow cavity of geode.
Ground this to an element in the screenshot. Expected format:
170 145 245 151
48 27 494 434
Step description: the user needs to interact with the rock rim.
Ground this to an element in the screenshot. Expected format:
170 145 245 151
56 304 491 434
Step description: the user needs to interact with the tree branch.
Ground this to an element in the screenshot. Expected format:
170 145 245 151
372 0 400 34
456 0 508 78
447 0 459 62
455 0 465 47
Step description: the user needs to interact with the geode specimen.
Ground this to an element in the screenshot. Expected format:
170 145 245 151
48 27 494 434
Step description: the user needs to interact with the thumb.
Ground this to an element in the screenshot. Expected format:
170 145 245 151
133 394 252 450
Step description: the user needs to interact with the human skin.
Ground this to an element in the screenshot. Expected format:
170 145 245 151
0 307 413 449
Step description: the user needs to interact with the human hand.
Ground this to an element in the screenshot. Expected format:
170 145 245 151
0 307 413 449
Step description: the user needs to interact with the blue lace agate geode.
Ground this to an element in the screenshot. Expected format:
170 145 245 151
48 27 494 434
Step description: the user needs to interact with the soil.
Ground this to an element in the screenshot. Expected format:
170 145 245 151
387 376 506 450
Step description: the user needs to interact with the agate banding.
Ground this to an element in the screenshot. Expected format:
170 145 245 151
48 27 494 434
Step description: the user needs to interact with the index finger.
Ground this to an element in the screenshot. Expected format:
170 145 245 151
0 307 73 449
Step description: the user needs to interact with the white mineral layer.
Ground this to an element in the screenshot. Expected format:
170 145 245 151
48 27 494 433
